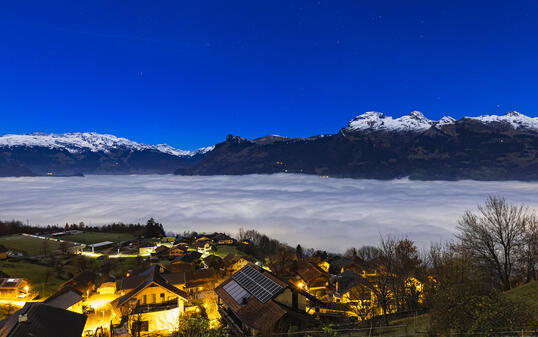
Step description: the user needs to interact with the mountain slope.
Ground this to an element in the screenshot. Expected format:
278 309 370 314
0 132 212 176
177 111 538 180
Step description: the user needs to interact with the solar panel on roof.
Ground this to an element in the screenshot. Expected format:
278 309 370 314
231 265 283 303
222 280 251 304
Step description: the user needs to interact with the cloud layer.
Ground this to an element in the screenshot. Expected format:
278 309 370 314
1 174 537 252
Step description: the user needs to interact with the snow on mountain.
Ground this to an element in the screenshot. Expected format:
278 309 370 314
347 111 435 132
0 132 212 157
347 111 538 132
435 116 456 128
468 111 538 130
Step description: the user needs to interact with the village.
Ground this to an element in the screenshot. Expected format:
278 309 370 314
0 220 428 337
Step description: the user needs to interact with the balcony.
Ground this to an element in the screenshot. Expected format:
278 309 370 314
131 299 179 314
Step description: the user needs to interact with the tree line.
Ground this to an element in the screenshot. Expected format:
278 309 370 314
0 218 166 238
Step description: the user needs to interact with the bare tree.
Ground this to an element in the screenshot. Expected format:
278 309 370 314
457 196 528 290
522 213 538 282
356 246 382 262
355 237 397 326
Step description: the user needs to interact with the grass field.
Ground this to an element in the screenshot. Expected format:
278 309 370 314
505 280 538 317
212 245 246 258
60 232 134 244
0 259 76 297
0 235 62 256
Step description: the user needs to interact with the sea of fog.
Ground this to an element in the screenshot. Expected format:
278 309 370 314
0 174 537 252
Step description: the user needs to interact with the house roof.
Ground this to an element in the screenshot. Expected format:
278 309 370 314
328 256 353 272
118 264 169 290
203 254 222 264
116 265 188 307
154 246 170 254
88 241 114 248
0 303 87 337
161 269 216 287
337 269 364 294
215 264 310 332
216 278 288 331
44 286 83 310
161 272 186 285
296 262 329 285
209 233 234 241
172 251 202 263
221 254 255 267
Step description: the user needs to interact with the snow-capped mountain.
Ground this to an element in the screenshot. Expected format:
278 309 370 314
347 111 436 132
468 111 538 130
0 132 214 176
346 110 538 132
3 111 538 179
178 110 538 180
0 132 213 157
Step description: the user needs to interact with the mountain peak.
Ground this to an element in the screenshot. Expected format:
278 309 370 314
408 110 427 120
469 111 538 130
505 110 522 117
347 111 434 132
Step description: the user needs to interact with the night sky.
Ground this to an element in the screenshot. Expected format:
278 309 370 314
1 1 538 149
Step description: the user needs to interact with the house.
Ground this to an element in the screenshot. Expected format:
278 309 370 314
112 265 189 335
203 254 223 270
138 242 156 256
209 233 235 246
0 246 8 260
97 275 117 295
327 256 353 274
162 269 218 297
194 241 212 255
168 245 186 259
195 236 212 244
153 246 170 259
0 278 35 301
44 286 84 311
293 262 331 298
221 254 256 276
318 261 330 273
215 263 314 336
62 271 98 296
169 251 202 272
0 303 87 337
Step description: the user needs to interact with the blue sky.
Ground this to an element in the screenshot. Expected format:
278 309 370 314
1 1 538 149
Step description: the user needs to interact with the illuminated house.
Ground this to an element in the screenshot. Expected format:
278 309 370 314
221 254 256 276
43 286 84 311
169 251 202 272
97 275 117 295
334 268 424 320
168 245 187 259
0 278 35 302
61 271 98 296
112 265 189 336
138 242 156 256
215 264 314 336
293 262 331 298
194 241 212 254
209 233 235 245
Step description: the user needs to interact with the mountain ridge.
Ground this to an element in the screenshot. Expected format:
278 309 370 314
176 111 538 181
2 111 538 179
